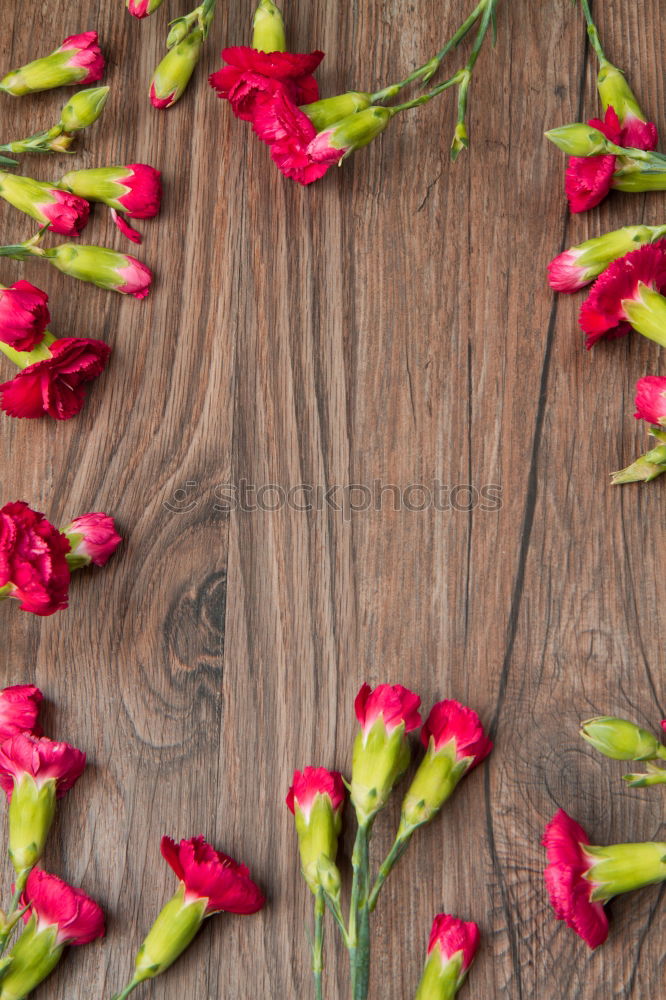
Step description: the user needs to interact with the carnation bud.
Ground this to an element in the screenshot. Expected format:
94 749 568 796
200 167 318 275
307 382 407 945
132 886 207 982
450 122 469 161
7 775 56 877
252 0 287 54
581 717 664 761
584 841 666 901
415 914 479 1000
127 0 166 18
300 92 373 131
597 60 648 125
43 243 152 298
545 124 620 156
286 768 345 898
0 32 104 97
309 107 393 164
59 86 110 131
149 30 204 109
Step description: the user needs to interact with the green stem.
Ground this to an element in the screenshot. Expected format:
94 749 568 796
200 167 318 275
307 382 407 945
367 830 412 912
0 873 30 957
370 0 489 103
348 823 371 1000
579 0 608 64
110 980 142 1000
323 892 349 946
312 888 325 1000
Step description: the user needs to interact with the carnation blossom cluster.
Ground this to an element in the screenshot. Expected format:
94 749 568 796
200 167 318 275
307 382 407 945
543 713 666 949
0 31 162 423
286 682 491 999
210 0 500 185
0 683 265 1000
545 0 666 486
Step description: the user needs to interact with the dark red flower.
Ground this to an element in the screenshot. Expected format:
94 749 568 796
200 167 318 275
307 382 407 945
0 281 50 352
161 836 265 914
579 241 666 347
0 733 85 799
21 869 104 945
543 809 608 949
209 46 323 125
0 501 70 615
0 337 111 420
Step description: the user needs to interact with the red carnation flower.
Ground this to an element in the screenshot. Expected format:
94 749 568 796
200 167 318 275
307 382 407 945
566 106 658 213
579 241 666 347
252 91 335 184
209 46 323 125
0 281 50 352
59 31 105 86
426 913 480 973
63 513 121 567
161 836 265 915
634 376 666 426
543 809 608 949
0 501 70 615
421 699 493 767
0 685 42 742
0 733 86 799
21 869 104 945
40 189 90 236
0 337 111 420
355 682 422 738
286 767 346 820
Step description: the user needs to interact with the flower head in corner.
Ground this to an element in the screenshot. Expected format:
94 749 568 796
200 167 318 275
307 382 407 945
0 502 71 615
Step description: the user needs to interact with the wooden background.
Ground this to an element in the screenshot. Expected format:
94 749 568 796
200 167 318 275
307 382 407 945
1 0 665 996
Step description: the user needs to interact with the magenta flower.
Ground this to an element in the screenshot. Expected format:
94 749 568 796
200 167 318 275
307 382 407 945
543 809 608 949
0 733 86 800
0 685 42 743
21 869 104 945
286 766 346 820
161 836 265 914
0 337 111 420
634 376 666 427
421 699 493 767
0 282 50 352
355 682 422 738
62 513 122 567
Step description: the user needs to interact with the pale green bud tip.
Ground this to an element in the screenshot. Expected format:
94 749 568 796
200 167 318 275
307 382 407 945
150 31 204 108
450 122 469 162
252 0 287 53
60 87 110 131
134 888 207 980
545 124 617 156
611 450 666 484
581 717 662 761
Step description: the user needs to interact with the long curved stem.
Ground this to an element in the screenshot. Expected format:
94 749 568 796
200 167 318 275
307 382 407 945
579 0 607 64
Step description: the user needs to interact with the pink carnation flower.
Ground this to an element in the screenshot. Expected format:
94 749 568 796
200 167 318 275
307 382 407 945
59 32 104 85
0 685 43 742
0 501 71 615
21 869 104 945
0 733 86 799
355 682 422 738
0 337 111 420
161 836 265 915
427 913 480 974
64 513 122 566
543 809 608 949
209 46 323 124
421 699 493 767
286 766 346 820
634 376 666 426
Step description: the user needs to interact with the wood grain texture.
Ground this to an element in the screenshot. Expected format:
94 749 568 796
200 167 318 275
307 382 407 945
1 0 665 996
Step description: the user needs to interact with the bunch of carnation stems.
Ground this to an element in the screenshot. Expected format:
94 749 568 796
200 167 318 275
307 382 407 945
543 714 666 951
287 683 493 1000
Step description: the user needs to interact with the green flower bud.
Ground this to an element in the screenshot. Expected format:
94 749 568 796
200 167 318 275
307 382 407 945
59 87 110 131
300 92 373 132
585 841 666 902
8 776 56 878
450 122 469 162
597 60 647 123
58 166 131 211
581 716 664 761
252 0 287 53
544 124 620 157
0 919 63 1000
399 744 470 834
293 795 342 896
150 30 204 108
133 886 207 982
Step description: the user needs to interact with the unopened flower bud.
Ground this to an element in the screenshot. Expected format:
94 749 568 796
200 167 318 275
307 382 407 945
59 86 110 131
307 107 394 167
127 0 166 18
44 244 152 298
581 716 664 761
0 32 104 97
7 775 56 876
150 29 204 109
548 225 666 292
350 683 421 826
545 124 620 157
286 768 345 897
0 172 89 235
62 514 122 569
133 886 208 982
450 122 469 161
597 61 648 127
252 0 287 54
300 92 372 132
